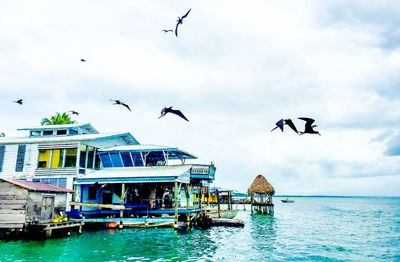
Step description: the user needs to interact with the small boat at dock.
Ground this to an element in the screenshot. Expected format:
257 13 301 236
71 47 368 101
281 198 294 203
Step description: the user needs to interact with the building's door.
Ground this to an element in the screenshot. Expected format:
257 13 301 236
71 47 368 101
41 195 55 220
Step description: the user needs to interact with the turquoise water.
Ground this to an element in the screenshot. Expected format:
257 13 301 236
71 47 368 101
1 197 399 261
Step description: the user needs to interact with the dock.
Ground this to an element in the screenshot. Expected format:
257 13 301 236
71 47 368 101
211 218 244 227
27 221 84 238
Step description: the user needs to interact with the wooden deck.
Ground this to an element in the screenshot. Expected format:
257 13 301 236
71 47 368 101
28 221 84 238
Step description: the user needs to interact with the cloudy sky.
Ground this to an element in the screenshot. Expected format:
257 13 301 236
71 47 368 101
1 0 400 196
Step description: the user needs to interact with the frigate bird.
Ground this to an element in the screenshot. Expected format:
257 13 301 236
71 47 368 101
69 110 79 116
158 106 189 121
271 119 298 134
175 8 191 37
81 59 86 62
110 99 131 111
163 29 174 33
298 117 321 136
13 99 23 105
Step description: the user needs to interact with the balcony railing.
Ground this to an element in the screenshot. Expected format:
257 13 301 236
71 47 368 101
34 167 77 176
190 164 216 180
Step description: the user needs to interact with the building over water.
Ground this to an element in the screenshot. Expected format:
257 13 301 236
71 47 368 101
0 123 216 227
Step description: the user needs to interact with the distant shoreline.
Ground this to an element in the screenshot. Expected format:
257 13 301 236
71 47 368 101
275 195 400 198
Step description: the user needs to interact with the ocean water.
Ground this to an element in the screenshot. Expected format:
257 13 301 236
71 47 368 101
0 197 399 261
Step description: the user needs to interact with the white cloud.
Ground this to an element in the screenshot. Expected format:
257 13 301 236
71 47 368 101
1 0 400 195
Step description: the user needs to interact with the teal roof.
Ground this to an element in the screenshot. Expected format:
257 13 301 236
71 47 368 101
99 144 197 159
74 165 192 185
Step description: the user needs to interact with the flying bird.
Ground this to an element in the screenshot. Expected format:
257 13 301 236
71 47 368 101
298 117 321 136
13 99 23 105
163 29 174 33
110 99 131 111
158 106 189 121
69 110 79 116
175 8 191 37
81 59 86 62
271 119 298 134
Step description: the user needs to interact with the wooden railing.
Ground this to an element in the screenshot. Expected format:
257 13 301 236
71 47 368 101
34 168 77 176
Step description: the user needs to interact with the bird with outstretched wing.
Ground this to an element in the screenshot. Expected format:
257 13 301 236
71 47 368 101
175 8 191 37
159 106 189 121
110 99 131 112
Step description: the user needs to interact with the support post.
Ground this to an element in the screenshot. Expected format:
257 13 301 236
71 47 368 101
250 195 253 213
199 186 202 209
228 191 232 210
173 182 182 228
119 183 126 228
217 189 221 218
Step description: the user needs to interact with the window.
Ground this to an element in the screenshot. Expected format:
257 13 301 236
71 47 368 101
0 145 5 172
121 152 133 167
64 149 77 167
87 146 95 169
99 153 112 168
15 145 26 172
38 149 51 168
56 130 67 135
51 149 64 168
69 129 78 135
32 178 67 188
110 152 123 167
43 130 53 136
30 131 41 137
79 145 87 168
131 152 143 166
94 154 101 169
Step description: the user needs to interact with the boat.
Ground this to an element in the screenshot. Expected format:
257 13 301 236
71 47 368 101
281 198 294 203
206 209 239 219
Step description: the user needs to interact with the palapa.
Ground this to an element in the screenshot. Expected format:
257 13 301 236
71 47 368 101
247 174 275 196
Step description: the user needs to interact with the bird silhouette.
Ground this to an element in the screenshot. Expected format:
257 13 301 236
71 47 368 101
175 8 191 37
13 99 23 105
163 29 174 33
110 99 131 111
81 59 86 62
271 119 298 134
298 117 321 136
69 110 79 116
158 106 189 121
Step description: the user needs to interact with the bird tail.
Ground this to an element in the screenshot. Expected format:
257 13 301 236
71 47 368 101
270 126 278 132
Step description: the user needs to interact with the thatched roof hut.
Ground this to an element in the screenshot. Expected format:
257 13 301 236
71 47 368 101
247 174 275 196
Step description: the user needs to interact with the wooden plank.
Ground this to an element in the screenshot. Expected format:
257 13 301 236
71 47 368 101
0 215 25 223
0 195 29 200
0 209 25 215
0 199 26 204
69 201 125 210
0 204 26 209
0 223 24 229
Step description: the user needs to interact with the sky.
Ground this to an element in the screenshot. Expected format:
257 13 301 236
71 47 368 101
1 0 400 196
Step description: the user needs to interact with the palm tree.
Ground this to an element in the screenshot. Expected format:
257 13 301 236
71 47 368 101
41 112 77 125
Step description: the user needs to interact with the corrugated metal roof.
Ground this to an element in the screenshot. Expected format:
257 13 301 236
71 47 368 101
99 144 197 159
17 123 97 133
0 178 74 193
75 165 192 184
0 132 139 145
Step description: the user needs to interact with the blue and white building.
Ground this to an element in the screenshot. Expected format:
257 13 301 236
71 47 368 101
0 123 216 222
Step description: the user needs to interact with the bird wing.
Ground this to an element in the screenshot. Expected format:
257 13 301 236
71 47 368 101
122 103 131 111
284 119 298 133
171 109 189 121
182 8 191 19
158 107 167 118
272 119 284 132
175 22 179 37
298 117 315 125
